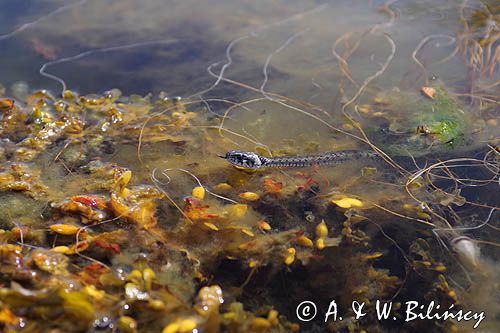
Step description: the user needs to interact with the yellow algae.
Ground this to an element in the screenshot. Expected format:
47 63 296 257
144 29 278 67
267 309 279 326
435 264 446 272
59 290 94 322
117 170 132 187
178 319 197 332
358 105 371 113
0 308 18 326
296 235 313 248
361 252 383 261
486 118 497 126
118 316 138 333
50 224 81 235
195 285 224 318
50 245 71 254
226 204 248 218
257 220 271 231
331 197 363 209
203 222 219 231
32 250 69 274
84 285 105 301
143 268 156 290
403 203 414 210
239 191 260 201
149 299 166 310
284 247 296 266
163 318 198 333
128 269 143 282
119 187 130 198
223 312 236 320
191 186 205 200
238 241 255 251
315 238 325 250
241 228 255 237
213 182 232 191
250 317 272 331
417 212 432 219
408 178 423 189
315 220 328 238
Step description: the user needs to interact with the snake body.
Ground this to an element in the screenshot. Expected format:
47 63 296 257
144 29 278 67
222 150 380 169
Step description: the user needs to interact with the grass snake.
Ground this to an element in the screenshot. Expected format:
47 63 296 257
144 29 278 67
221 150 380 169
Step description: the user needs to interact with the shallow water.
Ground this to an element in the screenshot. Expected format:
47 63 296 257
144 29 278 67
0 1 499 332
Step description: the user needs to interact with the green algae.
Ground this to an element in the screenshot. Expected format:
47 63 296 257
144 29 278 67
366 82 473 157
412 83 467 145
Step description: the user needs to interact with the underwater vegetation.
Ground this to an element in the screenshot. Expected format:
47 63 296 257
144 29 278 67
364 81 474 157
0 0 498 332
458 0 499 78
0 79 497 332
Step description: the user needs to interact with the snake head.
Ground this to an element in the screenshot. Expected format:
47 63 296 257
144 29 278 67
220 150 263 169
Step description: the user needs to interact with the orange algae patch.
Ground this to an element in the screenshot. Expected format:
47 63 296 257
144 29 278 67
0 308 19 326
56 195 108 223
0 98 15 112
109 191 161 229
183 197 220 221
71 195 107 209
263 178 283 194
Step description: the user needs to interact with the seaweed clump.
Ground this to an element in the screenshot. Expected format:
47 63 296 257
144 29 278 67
0 84 490 333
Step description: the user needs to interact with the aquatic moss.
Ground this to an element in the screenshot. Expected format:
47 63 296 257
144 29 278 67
412 83 467 145
366 82 472 157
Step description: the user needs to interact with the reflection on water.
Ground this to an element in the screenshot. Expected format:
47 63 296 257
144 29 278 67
0 0 499 332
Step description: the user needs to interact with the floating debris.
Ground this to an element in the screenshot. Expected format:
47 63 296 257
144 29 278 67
451 236 481 269
421 86 436 99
